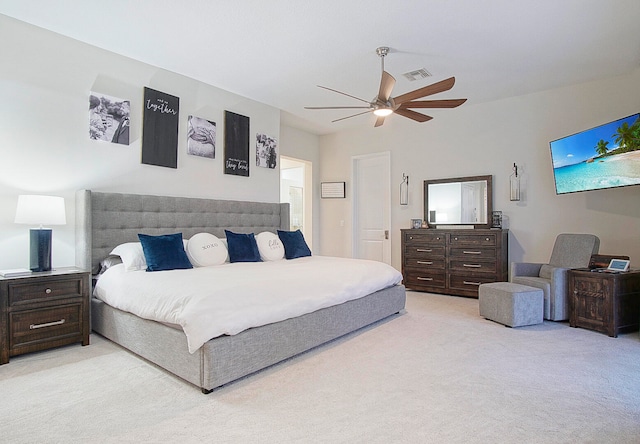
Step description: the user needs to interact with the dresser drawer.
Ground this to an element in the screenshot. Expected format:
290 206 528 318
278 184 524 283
449 247 497 260
404 231 446 245
7 277 83 306
449 258 497 274
403 256 445 271
404 246 446 259
404 270 446 289
449 274 498 292
449 233 496 247
9 304 83 349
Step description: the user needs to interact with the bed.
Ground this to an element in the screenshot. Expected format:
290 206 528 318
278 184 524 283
75 190 406 393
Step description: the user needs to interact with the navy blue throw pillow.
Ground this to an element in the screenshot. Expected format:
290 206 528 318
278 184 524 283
138 233 193 272
225 230 262 263
277 229 312 259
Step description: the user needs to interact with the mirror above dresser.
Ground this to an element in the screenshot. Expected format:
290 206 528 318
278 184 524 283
423 175 492 229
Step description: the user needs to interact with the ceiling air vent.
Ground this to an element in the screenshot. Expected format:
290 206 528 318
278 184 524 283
403 68 432 81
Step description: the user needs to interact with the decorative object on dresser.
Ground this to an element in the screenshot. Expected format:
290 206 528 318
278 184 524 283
0 267 90 364
14 195 67 272
510 233 600 321
569 268 640 337
424 175 492 228
401 228 509 298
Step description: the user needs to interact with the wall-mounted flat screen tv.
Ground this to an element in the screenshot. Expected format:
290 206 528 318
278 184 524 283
549 113 640 194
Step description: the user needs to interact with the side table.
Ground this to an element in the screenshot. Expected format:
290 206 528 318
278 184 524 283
0 267 90 364
569 268 640 337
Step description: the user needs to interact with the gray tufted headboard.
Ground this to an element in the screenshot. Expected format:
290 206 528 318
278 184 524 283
75 190 290 274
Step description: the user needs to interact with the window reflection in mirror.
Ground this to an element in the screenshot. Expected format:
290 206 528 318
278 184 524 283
424 175 492 228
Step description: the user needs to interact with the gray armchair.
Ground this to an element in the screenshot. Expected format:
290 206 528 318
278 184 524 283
510 233 600 321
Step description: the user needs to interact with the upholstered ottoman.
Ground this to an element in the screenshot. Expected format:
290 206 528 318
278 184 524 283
479 282 544 327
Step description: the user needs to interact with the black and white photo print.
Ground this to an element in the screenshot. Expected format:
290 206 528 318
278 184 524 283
89 92 130 145
187 116 216 158
256 133 277 169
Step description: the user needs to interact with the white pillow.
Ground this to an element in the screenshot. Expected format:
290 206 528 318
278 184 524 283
186 233 228 267
110 239 189 271
255 231 285 261
110 242 146 271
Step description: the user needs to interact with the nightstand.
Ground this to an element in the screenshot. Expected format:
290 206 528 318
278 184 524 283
569 269 640 337
0 267 90 364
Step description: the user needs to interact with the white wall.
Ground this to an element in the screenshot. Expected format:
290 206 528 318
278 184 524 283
319 68 640 271
279 125 321 252
0 16 287 269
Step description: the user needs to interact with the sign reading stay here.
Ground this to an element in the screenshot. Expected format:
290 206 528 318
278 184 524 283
224 110 250 177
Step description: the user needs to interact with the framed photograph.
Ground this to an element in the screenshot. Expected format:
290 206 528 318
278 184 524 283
321 182 345 199
89 92 130 145
187 116 216 159
411 219 422 229
256 133 277 169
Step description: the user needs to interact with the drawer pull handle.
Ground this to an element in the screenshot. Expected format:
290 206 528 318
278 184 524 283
463 264 482 268
30 319 65 330
416 261 433 265
416 277 433 281
463 281 482 286
45 288 52 294
416 248 432 252
463 251 482 255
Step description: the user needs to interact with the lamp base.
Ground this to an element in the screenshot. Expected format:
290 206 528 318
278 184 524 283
29 228 52 272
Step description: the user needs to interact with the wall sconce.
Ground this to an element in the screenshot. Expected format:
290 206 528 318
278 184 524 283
510 163 521 201
400 173 409 205
14 195 66 272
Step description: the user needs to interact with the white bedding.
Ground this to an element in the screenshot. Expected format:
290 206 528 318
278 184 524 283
94 256 402 353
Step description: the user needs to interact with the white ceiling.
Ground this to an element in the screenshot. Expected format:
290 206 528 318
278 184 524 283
1 0 639 135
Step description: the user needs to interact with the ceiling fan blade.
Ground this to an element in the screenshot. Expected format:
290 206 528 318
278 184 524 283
305 106 372 110
393 77 456 106
378 71 396 102
317 85 371 104
331 110 373 123
399 98 467 109
395 108 433 123
374 116 386 127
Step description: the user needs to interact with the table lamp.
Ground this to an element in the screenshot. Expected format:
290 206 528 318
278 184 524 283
14 195 66 272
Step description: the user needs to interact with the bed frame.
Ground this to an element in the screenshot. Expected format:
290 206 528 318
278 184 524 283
76 190 406 393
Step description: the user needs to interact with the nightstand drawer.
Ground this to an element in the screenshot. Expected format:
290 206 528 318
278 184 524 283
8 277 83 306
9 304 82 349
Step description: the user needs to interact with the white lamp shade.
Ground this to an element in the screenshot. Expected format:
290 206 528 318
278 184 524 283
15 195 66 226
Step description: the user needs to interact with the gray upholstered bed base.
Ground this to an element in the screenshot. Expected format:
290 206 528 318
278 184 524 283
76 190 406 393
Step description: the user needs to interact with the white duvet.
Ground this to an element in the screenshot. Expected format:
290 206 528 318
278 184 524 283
93 256 402 353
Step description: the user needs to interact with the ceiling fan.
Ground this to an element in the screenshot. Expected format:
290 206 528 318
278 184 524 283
305 47 467 127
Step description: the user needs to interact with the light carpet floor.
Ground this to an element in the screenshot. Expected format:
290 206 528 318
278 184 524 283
1 291 639 444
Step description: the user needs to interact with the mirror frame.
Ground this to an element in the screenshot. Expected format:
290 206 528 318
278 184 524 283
423 175 493 229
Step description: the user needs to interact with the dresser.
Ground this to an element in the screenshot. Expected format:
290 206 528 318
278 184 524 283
401 228 509 298
569 269 640 337
0 267 90 364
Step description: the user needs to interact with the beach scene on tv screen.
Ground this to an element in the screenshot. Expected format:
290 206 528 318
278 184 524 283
550 114 640 194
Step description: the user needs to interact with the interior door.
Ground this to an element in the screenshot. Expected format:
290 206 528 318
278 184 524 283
352 152 391 264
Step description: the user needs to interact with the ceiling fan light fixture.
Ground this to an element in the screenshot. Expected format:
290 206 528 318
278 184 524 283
373 108 393 117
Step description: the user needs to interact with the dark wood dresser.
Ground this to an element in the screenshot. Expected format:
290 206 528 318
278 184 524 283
0 267 90 364
401 228 508 298
569 268 640 337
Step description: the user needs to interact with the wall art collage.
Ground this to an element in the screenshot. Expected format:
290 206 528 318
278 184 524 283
88 87 277 176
